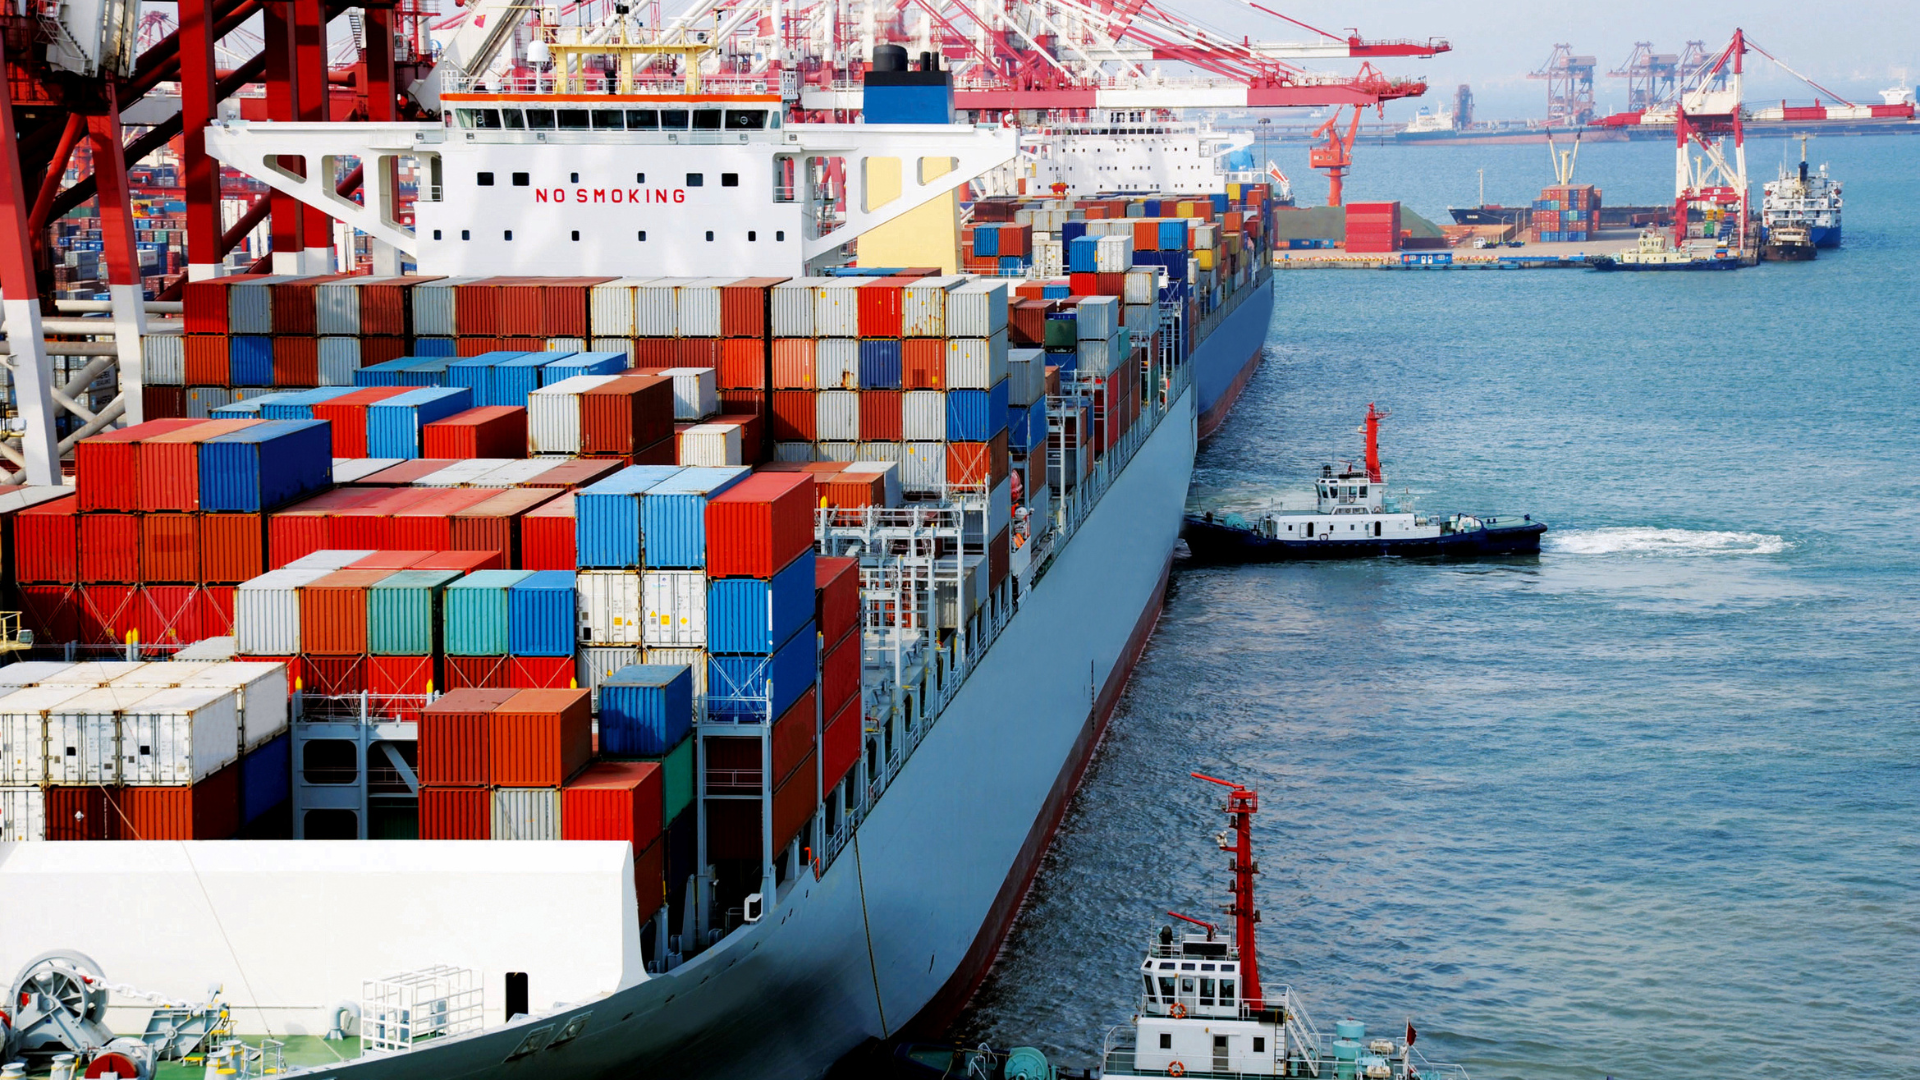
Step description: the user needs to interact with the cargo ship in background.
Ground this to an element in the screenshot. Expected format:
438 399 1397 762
1760 138 1843 247
0 24 1279 1080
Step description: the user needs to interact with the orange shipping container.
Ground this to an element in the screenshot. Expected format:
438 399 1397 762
450 487 557 565
299 568 390 655
419 688 517 786
137 419 255 511
771 339 817 389
902 338 944 388
108 763 239 840
420 786 492 839
822 695 862 791
488 688 593 787
772 687 817 788
141 512 200 584
562 760 665 849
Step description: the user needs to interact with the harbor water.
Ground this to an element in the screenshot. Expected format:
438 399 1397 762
951 137 1920 1079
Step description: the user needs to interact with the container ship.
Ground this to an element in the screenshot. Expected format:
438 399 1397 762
0 36 1276 1080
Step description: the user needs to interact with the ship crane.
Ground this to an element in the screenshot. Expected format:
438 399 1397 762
1670 28 1748 250
1307 104 1362 206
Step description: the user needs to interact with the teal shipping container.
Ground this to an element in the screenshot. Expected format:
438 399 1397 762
367 569 464 655
443 569 533 655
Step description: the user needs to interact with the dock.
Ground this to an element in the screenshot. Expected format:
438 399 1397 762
1273 229 1760 269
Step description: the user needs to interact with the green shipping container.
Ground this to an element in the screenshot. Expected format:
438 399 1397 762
367 569 464 655
443 569 533 656
1044 318 1077 349
640 734 695 824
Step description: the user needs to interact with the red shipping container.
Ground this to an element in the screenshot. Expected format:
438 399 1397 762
79 512 141 583
360 276 431 337
720 277 786 338
519 493 577 570
675 338 721 369
814 557 860 645
1068 272 1100 295
137 585 202 648
768 390 815 442
945 432 1011 488
1094 272 1127 296
822 472 886 519
451 487 555 565
635 836 666 922
76 418 204 511
508 656 576 689
771 687 817 788
46 785 117 840
447 654 512 689
855 391 902 442
712 412 764 463
272 336 319 386
562 760 664 850
582 375 675 456
141 512 200 583
423 405 528 459
108 763 239 840
1009 300 1050 347
488 688 592 787
454 277 508 335
144 386 186 420
903 338 945 388
630 436 676 467
773 749 817 854
856 282 904 337
495 279 545 336
182 278 238 334
542 276 613 337
369 654 437 721
419 786 491 839
267 489 384 569
19 584 78 643
357 459 461 485
419 688 515 785
822 696 862 791
194 585 236 638
990 524 1011 590
1132 220 1160 251
706 471 815 579
520 459 622 490
334 487 441 549
770 340 816 389
137 418 256 511
269 274 347 336
415 550 506 574
348 550 434 570
184 336 229 385
361 335 406 367
389 488 503 550
312 386 413 458
821 627 860 714
632 338 676 368
77 582 136 645
299 569 389 655
303 655 369 696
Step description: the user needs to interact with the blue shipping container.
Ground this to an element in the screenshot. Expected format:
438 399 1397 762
640 466 750 568
199 420 333 512
259 386 358 421
541 351 624 385
241 732 291 825
707 620 816 722
707 551 817 654
212 391 297 418
973 224 1000 257
1158 220 1189 250
1006 404 1041 452
1045 347 1078 375
599 664 694 756
448 352 521 406
365 386 472 459
443 569 533 655
414 337 458 357
946 379 1010 441
575 465 686 568
998 256 1026 274
507 570 578 657
494 351 567 406
229 337 274 386
1067 236 1099 274
352 357 417 387
1062 221 1088 244
1209 193 1230 213
398 357 453 387
859 339 902 390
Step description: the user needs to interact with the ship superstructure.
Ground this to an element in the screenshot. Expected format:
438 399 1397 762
1761 138 1842 248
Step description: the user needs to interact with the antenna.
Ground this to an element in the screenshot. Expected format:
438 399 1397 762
1190 772 1263 1009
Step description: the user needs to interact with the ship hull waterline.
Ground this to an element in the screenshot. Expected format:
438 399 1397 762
1193 277 1275 440
264 390 1199 1080
1182 516 1547 562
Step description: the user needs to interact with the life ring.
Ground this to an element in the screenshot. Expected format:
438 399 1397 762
1169 1003 1188 1019
1168 1062 1186 1077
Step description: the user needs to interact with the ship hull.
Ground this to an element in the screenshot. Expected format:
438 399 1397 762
1193 276 1275 439
278 387 1200 1080
1182 516 1546 562
1809 224 1842 248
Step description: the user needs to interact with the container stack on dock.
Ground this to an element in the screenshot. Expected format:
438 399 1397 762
1531 185 1601 243
1343 201 1403 253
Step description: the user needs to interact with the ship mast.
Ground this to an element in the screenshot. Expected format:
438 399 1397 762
1192 772 1263 1010
1363 403 1390 484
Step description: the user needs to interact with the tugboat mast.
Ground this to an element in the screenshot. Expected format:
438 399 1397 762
1192 772 1264 1010
1363 403 1392 483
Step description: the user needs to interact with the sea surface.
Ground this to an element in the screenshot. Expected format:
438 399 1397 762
951 137 1920 1079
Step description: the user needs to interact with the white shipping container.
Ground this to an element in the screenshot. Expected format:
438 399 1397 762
110 661 220 688
45 686 160 784
1034 237 1064 279
528 374 620 454
179 661 289 750
317 337 360 385
902 275 967 337
37 662 148 687
492 787 562 840
643 647 711 720
1095 235 1133 273
413 459 512 487
1124 268 1158 305
633 278 687 337
589 337 636 361
590 277 652 337
1077 334 1125 376
772 278 834 337
0 785 43 841
658 366 720 420
1124 303 1156 337
814 280 865 338
576 646 639 710
642 570 707 648
773 441 816 463
902 442 946 494
314 278 363 335
0 686 86 784
472 459 556 486
410 277 481 337
184 386 232 418
330 458 399 483
1007 348 1047 407
1076 295 1120 340
855 441 902 465
577 570 643 645
546 337 586 353
226 276 286 334
818 441 857 463
1194 223 1218 250
816 390 860 442
902 391 946 441
815 338 860 389
174 638 237 661
946 280 1009 337
843 461 903 506
677 277 733 337
143 334 184 386
119 686 241 785
679 423 742 467
235 568 331 656
0 662 76 689
944 331 1009 389
284 550 375 570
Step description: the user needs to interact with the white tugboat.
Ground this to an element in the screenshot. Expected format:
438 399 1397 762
1182 405 1546 562
1761 136 1842 249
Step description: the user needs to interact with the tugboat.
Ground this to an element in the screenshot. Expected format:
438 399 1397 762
1099 774 1472 1080
1182 406 1546 562
1760 223 1817 262
1588 229 1739 272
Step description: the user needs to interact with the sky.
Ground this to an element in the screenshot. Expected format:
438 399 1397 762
1176 0 1920 120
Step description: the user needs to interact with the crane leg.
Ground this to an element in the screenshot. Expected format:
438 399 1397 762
0 39 61 486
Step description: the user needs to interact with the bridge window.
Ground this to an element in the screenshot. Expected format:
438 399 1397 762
592 109 624 130
1221 979 1235 1004
525 108 556 129
1159 976 1175 999
725 109 767 130
1142 975 1155 1000
693 109 723 130
457 108 502 129
558 109 590 130
1199 978 1215 1006
511 172 528 186
502 109 526 129
660 109 689 129
627 109 660 130
476 172 494 186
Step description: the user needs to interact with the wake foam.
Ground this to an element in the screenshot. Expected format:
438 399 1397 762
1545 527 1790 557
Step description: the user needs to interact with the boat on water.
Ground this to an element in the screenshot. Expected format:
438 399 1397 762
1761 223 1817 261
1761 138 1843 249
0 25 1280 1080
1182 406 1546 563
1588 230 1740 272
